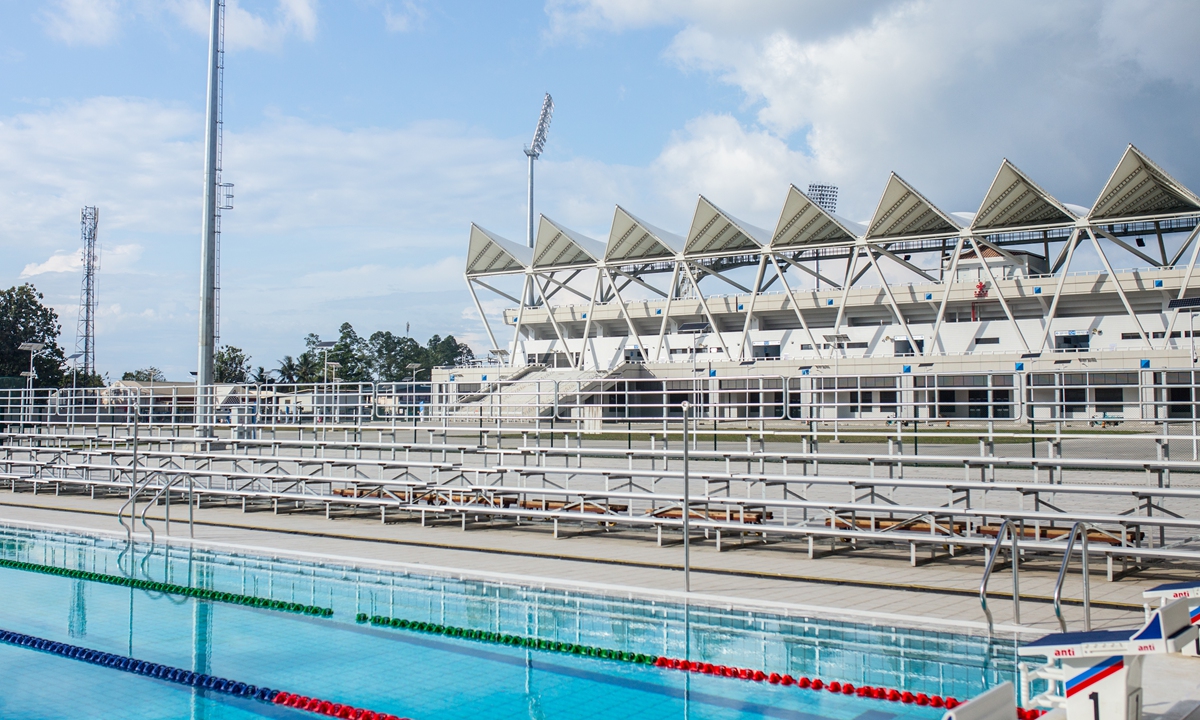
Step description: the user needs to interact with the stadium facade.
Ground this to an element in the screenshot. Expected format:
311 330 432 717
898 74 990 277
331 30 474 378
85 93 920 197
455 145 1200 424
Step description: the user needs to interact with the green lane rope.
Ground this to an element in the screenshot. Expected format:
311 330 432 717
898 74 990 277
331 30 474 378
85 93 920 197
355 612 657 666
0 557 333 618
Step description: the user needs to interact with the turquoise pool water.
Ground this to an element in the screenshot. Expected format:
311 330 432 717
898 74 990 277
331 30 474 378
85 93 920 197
0 525 1015 719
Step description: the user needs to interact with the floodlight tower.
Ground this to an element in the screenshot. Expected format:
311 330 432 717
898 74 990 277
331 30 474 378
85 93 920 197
75 206 100 378
197 0 234 425
524 94 553 304
807 184 838 290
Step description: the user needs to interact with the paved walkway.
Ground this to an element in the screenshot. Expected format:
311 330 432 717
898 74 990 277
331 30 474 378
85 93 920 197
0 488 1161 631
2 488 1198 720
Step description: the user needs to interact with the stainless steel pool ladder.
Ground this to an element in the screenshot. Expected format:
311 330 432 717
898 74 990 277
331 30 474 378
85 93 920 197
1052 521 1092 633
980 518 1021 636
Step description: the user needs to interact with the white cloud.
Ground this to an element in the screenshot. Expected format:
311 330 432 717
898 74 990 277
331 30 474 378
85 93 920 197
21 251 81 278
167 0 317 51
42 0 121 46
549 0 1200 221
0 96 526 379
384 1 426 33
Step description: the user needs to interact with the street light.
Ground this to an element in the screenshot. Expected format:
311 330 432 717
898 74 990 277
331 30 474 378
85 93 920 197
18 342 45 392
680 400 692 593
67 352 83 388
314 341 336 382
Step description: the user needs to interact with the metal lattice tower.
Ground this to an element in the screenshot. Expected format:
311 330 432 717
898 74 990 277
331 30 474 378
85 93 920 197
75 206 100 377
807 183 838 214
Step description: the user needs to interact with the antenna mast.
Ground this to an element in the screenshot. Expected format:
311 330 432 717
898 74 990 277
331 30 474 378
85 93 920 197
75 206 100 378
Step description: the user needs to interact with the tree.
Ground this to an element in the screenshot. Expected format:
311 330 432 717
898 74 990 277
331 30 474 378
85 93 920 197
0 284 66 388
122 367 166 382
425 334 474 369
275 355 300 383
329 322 371 382
250 366 272 384
367 330 423 382
214 345 251 383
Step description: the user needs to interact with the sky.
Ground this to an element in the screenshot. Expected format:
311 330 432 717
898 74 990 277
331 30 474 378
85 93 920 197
2 0 1199 380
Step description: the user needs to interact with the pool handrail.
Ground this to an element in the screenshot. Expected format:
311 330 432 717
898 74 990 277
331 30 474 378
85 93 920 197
980 518 1021 636
1052 521 1092 633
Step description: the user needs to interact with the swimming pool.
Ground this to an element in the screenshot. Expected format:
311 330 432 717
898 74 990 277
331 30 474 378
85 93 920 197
0 525 1016 719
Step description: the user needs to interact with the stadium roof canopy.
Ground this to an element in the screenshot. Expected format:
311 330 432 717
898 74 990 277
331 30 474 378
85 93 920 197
972 159 1078 232
1089 144 1200 222
684 195 772 257
770 184 863 250
467 144 1200 278
606 206 685 263
465 224 532 277
532 216 607 270
865 173 961 240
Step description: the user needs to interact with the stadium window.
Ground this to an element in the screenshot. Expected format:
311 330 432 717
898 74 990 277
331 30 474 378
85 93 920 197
973 337 1000 345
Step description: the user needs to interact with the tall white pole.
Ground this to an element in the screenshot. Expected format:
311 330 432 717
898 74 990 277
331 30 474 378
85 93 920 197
197 0 222 425
525 151 536 305
681 400 691 592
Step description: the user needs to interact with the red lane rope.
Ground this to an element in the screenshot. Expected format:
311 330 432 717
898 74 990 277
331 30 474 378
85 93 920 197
650 655 1038 715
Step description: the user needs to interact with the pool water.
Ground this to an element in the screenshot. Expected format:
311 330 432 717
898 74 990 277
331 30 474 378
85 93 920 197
0 526 1016 719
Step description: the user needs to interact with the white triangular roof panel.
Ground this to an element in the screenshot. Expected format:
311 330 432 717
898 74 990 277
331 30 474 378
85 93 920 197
532 216 606 269
684 196 770 256
972 159 1078 231
606 206 684 263
465 224 532 276
770 185 861 250
1090 145 1200 221
865 173 960 240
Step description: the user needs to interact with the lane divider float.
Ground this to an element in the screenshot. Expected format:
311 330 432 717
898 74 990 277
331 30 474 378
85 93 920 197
0 627 407 720
355 612 1002 711
0 557 333 618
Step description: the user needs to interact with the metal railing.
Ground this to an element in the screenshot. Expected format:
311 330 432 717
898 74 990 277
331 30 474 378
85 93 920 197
1052 522 1091 633
980 519 1021 636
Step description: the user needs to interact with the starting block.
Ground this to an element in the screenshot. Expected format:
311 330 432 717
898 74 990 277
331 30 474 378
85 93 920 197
1018 598 1197 720
1142 580 1200 656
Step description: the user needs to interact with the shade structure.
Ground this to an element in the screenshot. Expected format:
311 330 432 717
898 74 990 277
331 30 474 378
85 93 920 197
684 195 771 257
532 216 607 269
972 159 1077 232
1089 144 1200 222
770 184 862 250
865 173 960 240
465 224 533 277
605 206 685 263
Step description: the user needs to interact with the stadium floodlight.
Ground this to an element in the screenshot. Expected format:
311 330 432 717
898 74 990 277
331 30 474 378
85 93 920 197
524 93 554 254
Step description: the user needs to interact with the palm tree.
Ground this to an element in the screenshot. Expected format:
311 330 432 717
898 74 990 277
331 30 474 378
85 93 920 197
296 352 321 383
276 356 299 384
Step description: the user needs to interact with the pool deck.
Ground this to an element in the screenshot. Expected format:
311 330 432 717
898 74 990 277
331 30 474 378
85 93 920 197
1 489 1197 720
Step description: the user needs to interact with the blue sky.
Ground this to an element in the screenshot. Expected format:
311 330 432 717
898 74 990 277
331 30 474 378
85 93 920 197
2 1 1199 380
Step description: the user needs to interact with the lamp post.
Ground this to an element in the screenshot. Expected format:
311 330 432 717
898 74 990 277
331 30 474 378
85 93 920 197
315 341 336 382
18 342 44 390
681 400 691 593
18 342 44 426
66 351 83 390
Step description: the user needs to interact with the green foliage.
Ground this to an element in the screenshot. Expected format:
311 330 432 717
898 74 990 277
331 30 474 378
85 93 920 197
0 284 66 388
67 370 107 388
122 367 166 382
214 344 251 384
274 323 474 384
